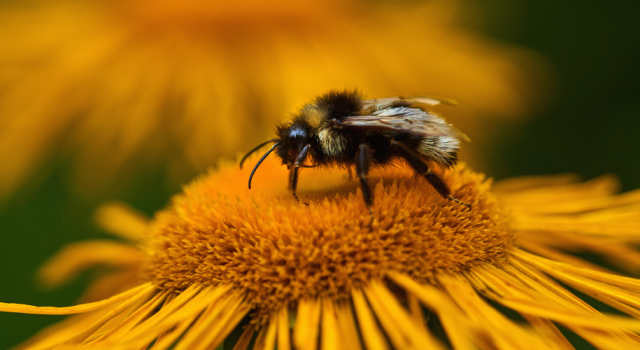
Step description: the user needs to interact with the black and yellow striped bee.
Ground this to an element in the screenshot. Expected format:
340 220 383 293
240 89 471 219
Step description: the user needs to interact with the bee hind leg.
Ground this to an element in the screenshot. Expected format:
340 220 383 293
392 141 471 210
355 144 375 224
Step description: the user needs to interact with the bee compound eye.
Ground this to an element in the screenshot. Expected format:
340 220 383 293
288 125 307 145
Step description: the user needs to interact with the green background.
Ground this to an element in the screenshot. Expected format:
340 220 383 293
1 0 639 348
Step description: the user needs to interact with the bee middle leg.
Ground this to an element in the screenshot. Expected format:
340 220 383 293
355 143 375 221
392 141 471 210
290 144 310 206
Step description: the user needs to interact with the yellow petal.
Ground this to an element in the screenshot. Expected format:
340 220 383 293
94 201 149 241
365 281 444 350
293 299 321 350
231 324 256 350
0 282 154 315
321 299 341 350
387 272 477 350
352 289 389 350
336 301 363 350
277 306 291 350
37 240 141 289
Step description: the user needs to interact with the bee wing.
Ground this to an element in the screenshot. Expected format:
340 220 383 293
335 107 470 141
363 95 457 108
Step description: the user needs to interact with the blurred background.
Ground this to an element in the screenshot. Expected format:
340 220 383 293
0 0 638 348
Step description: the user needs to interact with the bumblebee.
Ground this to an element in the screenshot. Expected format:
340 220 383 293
240 89 470 218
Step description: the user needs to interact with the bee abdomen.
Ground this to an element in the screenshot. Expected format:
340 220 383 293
419 136 460 166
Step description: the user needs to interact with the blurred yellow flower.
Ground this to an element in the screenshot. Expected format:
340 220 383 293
0 0 547 198
3 159 640 349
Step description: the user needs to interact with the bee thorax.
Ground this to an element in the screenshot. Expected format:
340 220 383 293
318 127 348 157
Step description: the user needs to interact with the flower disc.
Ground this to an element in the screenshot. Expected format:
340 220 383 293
143 159 514 321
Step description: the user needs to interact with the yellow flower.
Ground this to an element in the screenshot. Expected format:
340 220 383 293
3 159 640 349
0 0 548 198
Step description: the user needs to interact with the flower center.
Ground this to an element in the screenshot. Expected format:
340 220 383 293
141 160 514 321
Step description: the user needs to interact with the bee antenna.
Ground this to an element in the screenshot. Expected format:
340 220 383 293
248 142 280 189
240 138 279 169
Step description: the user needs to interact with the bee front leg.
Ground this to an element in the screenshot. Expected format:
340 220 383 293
290 144 311 206
355 143 375 223
392 141 471 210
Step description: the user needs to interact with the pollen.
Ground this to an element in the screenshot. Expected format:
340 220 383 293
143 158 514 321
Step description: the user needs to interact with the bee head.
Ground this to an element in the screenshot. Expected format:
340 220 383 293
241 117 313 190
276 120 311 167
